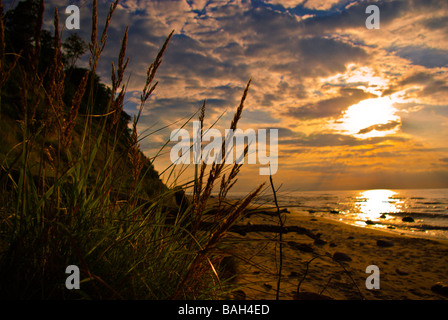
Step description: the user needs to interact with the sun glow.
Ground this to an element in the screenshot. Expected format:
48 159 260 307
337 97 401 138
321 65 389 96
352 189 403 225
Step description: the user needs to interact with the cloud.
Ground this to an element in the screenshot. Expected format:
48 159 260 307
390 46 448 68
279 131 408 147
10 0 445 190
357 120 401 135
298 0 408 34
422 15 448 34
266 0 344 11
383 71 448 103
284 88 375 120
302 0 345 10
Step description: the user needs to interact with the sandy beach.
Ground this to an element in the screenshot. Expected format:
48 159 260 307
226 208 448 300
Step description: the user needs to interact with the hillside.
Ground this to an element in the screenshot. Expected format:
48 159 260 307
0 0 261 300
0 0 166 199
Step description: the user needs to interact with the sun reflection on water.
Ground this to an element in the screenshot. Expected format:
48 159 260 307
355 189 402 221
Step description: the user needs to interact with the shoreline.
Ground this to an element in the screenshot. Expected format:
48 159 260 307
300 209 448 244
226 206 448 300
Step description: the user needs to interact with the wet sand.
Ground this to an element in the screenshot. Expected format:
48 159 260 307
226 209 448 300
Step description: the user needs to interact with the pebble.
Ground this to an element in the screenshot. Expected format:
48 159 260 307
402 216 415 222
332 252 352 262
263 283 273 291
288 271 300 278
377 239 394 247
287 241 314 253
314 239 327 246
431 282 448 297
396 268 410 275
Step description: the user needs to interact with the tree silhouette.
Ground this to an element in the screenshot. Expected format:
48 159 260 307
62 33 87 68
4 0 41 56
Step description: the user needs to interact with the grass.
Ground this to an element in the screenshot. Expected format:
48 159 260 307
0 0 264 299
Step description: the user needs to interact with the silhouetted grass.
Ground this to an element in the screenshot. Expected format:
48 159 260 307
0 0 264 300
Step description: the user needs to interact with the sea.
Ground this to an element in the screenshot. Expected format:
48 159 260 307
227 188 448 241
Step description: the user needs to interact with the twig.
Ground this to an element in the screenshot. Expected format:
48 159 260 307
330 255 365 300
295 253 365 300
269 168 283 300
296 255 320 296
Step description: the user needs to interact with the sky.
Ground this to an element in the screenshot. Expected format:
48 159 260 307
8 0 448 192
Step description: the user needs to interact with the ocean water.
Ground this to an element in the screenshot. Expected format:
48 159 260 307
228 188 448 240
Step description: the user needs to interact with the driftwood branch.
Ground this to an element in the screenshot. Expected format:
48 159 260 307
199 222 319 240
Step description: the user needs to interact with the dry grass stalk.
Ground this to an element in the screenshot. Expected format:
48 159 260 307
174 183 264 299
16 0 44 123
210 183 264 246
0 0 19 89
140 31 174 109
193 100 207 212
195 79 252 220
46 8 65 131
89 0 119 73
109 26 129 129
129 115 143 189
217 143 249 215
44 145 56 172
100 0 119 47
127 31 173 191
89 0 97 64
63 70 89 149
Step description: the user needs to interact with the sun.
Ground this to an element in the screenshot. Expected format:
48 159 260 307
337 97 401 138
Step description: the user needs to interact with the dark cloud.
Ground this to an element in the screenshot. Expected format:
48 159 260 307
239 109 280 124
164 34 249 81
295 0 448 36
146 97 205 118
390 46 448 68
422 15 448 32
284 88 376 120
263 36 369 79
357 120 401 135
298 37 368 76
383 72 448 97
279 132 408 147
299 0 408 34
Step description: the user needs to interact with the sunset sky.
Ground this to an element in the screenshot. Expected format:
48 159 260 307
17 0 448 191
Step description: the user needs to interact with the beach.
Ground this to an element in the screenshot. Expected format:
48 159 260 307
226 208 448 300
